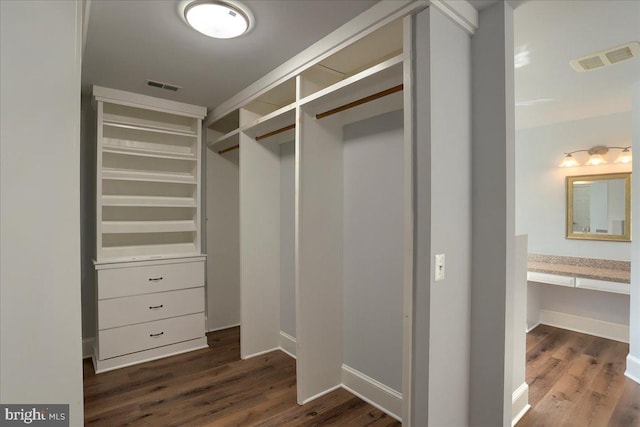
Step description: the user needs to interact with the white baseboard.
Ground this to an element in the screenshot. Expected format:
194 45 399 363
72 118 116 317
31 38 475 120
300 384 343 405
279 331 296 359
207 322 240 333
93 338 208 373
526 322 540 333
625 353 640 385
241 346 280 360
83 337 95 359
539 309 629 343
511 382 530 426
341 364 402 422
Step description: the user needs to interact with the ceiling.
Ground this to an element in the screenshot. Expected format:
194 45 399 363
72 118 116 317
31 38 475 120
82 0 378 111
83 0 638 128
514 0 640 130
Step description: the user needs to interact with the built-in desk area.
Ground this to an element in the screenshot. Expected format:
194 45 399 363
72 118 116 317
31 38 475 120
527 253 630 295
526 254 631 343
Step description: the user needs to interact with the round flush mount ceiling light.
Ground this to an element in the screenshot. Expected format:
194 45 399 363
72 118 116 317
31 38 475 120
183 1 253 39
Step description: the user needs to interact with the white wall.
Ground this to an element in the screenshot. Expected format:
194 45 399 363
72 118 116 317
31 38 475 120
206 148 240 331
538 285 629 325
342 110 404 392
516 111 632 260
428 8 473 427
469 2 515 426
627 81 640 383
411 6 473 426
527 282 541 330
1 0 84 422
280 141 296 338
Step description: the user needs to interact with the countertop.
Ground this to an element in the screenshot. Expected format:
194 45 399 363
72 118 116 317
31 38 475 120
528 254 630 284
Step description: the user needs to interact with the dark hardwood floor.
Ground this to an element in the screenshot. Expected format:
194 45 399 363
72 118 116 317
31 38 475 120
83 327 400 426
517 324 640 427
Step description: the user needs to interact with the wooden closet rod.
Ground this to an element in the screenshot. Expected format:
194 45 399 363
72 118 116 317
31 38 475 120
255 123 296 141
315 84 404 120
218 145 239 155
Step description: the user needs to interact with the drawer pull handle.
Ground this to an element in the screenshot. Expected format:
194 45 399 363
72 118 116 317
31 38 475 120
149 332 164 337
148 277 164 282
149 304 164 310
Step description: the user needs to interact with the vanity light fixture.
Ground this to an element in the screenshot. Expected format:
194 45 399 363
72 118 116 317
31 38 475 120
559 145 632 167
183 0 253 39
615 147 633 164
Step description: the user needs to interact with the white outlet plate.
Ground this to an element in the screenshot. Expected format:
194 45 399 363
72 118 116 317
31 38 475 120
435 253 445 281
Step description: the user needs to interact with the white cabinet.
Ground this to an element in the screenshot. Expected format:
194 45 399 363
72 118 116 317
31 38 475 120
92 87 207 373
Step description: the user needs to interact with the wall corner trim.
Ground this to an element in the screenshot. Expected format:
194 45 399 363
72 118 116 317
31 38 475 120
625 354 640 385
83 337 95 360
341 364 402 422
511 382 530 426
429 0 478 34
279 331 297 359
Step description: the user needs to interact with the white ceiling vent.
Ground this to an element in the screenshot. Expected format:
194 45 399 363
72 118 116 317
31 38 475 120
146 80 181 92
570 41 640 72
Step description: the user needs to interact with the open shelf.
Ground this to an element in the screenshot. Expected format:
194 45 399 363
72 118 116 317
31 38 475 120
103 103 198 135
102 147 197 161
102 220 196 234
103 180 196 198
243 104 296 141
102 195 196 207
244 78 296 118
101 243 198 260
208 77 297 150
300 18 403 98
102 168 197 184
299 55 404 125
208 128 240 152
208 110 240 135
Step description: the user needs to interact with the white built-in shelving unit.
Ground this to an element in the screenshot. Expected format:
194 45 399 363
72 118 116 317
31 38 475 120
92 86 208 373
95 90 204 260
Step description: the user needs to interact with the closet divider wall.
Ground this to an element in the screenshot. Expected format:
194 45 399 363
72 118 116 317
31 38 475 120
209 11 413 420
92 86 208 373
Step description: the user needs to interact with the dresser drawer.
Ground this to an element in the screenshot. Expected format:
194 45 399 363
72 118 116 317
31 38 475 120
98 260 204 299
98 287 204 330
98 312 205 360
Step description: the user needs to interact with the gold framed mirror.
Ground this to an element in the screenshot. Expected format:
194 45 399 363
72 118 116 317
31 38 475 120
566 172 631 241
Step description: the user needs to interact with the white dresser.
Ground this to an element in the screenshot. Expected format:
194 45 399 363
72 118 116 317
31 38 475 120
92 86 207 373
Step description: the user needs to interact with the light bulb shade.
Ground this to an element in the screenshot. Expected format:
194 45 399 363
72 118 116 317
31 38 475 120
614 149 632 164
586 153 607 166
559 154 579 167
185 1 251 39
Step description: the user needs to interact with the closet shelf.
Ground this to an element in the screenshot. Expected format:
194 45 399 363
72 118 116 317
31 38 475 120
209 128 241 150
299 54 404 114
103 144 196 161
102 220 196 234
102 195 196 208
101 243 198 260
102 168 197 185
243 105 296 141
103 120 197 138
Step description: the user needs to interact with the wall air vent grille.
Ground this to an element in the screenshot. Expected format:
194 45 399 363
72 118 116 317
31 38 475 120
146 80 182 92
570 41 640 72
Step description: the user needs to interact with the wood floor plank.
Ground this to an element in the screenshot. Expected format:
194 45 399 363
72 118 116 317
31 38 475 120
517 325 640 427
84 327 400 426
608 378 640 427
